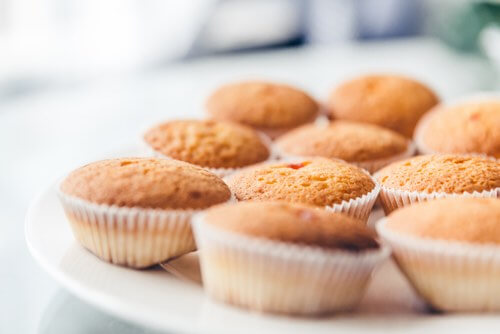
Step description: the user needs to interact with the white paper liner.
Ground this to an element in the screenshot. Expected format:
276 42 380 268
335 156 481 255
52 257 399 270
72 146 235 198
142 132 278 178
376 183 500 214
224 158 380 223
192 214 390 315
376 218 500 312
275 141 416 175
57 183 234 268
324 180 380 222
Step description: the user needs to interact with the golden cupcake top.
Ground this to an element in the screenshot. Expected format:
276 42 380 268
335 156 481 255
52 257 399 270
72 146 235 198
328 74 439 137
144 120 270 168
416 100 500 158
376 154 500 194
60 158 231 209
385 198 500 244
276 120 409 162
203 201 378 251
226 157 375 207
206 81 319 130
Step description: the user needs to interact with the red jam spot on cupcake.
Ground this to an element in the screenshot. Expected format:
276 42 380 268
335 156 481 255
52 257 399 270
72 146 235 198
286 162 310 170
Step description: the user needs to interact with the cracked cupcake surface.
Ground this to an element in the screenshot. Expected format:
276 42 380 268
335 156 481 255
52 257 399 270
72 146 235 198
415 100 500 158
375 154 500 194
226 157 375 207
328 75 439 137
144 120 270 169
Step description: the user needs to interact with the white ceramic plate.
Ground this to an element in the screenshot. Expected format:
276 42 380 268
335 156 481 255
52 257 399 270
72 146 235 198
26 183 500 333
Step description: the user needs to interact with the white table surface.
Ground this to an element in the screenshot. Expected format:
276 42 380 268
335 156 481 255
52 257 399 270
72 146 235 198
1 37 498 333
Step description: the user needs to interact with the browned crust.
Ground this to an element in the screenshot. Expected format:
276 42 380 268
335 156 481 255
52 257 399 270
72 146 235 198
276 120 408 162
376 154 500 194
204 201 378 251
328 74 439 137
61 158 231 209
416 100 500 158
144 120 270 168
386 198 500 244
226 157 375 206
206 81 319 129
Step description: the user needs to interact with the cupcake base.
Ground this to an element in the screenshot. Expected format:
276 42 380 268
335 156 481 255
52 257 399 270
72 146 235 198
194 216 389 315
58 189 198 269
377 219 500 312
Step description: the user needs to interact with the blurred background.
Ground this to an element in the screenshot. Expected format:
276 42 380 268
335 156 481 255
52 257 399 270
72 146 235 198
1 0 500 98
1 1 500 333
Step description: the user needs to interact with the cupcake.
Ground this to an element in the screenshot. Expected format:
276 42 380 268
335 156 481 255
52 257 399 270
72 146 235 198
194 201 389 315
226 157 379 221
275 120 415 173
206 81 319 139
58 158 232 268
415 100 500 158
327 74 439 137
375 154 500 214
143 120 272 177
377 198 500 312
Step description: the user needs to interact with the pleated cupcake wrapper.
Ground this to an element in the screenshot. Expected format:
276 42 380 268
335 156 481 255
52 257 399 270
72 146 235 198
192 214 390 315
324 180 380 222
274 141 416 174
57 184 234 268
142 132 278 178
376 218 500 312
376 184 500 214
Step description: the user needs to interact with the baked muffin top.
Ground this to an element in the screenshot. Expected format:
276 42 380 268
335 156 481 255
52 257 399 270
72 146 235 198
144 120 270 168
206 81 319 129
328 75 439 137
204 201 378 251
385 198 500 244
276 120 409 162
60 158 231 209
376 154 500 194
415 100 500 158
226 157 375 207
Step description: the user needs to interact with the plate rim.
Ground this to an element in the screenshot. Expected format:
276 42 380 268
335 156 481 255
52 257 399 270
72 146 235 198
25 182 500 333
25 185 199 334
